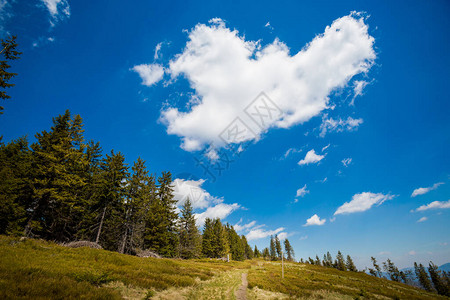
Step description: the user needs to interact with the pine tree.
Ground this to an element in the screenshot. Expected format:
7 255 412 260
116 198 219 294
335 251 347 271
262 247 270 260
414 262 433 292
0 137 32 235
225 224 244 261
241 235 253 259
212 218 228 258
178 198 201 259
428 262 449 296
346 255 357 272
269 235 277 261
383 259 400 282
326 251 333 267
202 218 215 257
26 111 88 241
0 35 21 115
275 234 282 259
254 245 260 258
95 150 128 250
284 238 294 261
369 257 382 278
119 158 152 254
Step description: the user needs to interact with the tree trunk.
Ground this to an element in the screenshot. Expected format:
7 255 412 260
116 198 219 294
96 206 107 244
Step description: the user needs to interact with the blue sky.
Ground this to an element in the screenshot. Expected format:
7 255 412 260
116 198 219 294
1 0 449 268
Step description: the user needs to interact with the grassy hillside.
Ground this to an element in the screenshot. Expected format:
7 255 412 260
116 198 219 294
0 236 445 299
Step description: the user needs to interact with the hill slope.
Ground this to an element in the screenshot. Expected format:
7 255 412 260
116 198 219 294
0 236 445 299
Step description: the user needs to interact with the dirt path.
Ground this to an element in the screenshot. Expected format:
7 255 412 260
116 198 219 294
235 272 248 300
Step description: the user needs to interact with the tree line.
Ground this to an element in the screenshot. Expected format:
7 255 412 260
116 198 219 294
0 110 260 260
368 257 450 297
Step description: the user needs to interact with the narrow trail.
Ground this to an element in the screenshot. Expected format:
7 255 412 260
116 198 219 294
235 272 248 300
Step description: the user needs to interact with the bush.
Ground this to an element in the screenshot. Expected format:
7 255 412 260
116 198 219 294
62 240 103 249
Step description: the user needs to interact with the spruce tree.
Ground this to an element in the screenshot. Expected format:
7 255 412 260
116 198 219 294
284 239 294 261
383 259 400 282
0 137 32 235
0 35 21 116
414 262 433 292
27 111 88 241
262 247 270 260
178 198 201 259
254 245 260 258
269 235 277 261
201 218 215 257
212 218 228 258
241 235 253 259
275 234 282 259
370 257 382 278
315 255 322 266
335 251 347 271
346 255 357 272
428 262 449 296
225 224 244 260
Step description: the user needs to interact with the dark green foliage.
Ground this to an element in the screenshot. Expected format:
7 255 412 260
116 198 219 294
315 255 322 266
284 238 294 261
369 257 382 278
241 235 253 259
335 251 347 271
225 224 244 260
262 247 269 260
415 262 433 292
201 218 215 258
145 172 179 257
0 137 32 235
274 234 282 259
178 199 201 259
383 259 401 282
428 262 450 296
254 245 260 258
346 255 357 272
269 235 276 261
0 35 21 115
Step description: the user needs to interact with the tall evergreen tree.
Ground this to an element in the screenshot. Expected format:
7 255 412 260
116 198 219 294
428 262 449 296
0 137 32 235
225 224 244 261
415 262 433 292
178 198 201 259
383 259 400 282
335 251 347 271
315 255 322 266
145 171 179 257
0 35 21 116
284 239 294 261
241 235 253 259
212 218 228 258
274 234 282 260
254 245 260 258
26 111 88 241
346 255 357 272
269 235 277 261
370 257 382 278
262 247 270 260
202 218 215 258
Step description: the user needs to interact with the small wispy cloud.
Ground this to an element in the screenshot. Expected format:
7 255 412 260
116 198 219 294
41 0 70 26
411 200 450 212
132 64 165 86
417 216 428 223
334 192 394 215
296 184 309 198
342 158 352 167
411 182 444 197
320 115 363 137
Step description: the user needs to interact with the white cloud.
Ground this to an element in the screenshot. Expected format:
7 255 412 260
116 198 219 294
154 42 162 60
153 13 375 151
296 184 309 198
320 116 363 137
234 220 257 232
350 80 369 105
298 149 325 165
0 0 13 34
321 144 330 152
303 214 326 226
194 203 240 226
278 232 292 240
132 64 165 86
408 250 416 256
282 147 302 159
379 251 390 256
246 227 284 241
41 0 70 25
412 200 450 212
299 235 308 240
411 182 444 197
417 216 428 223
334 192 394 215
172 178 224 209
342 158 352 167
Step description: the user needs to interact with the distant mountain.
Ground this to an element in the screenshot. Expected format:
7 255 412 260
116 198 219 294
439 263 450 272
